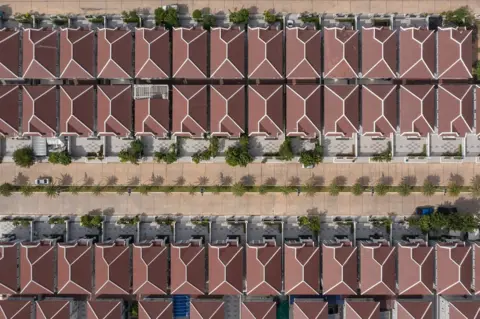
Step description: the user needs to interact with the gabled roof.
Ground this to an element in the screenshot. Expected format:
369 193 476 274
345 301 379 319
361 85 397 137
322 244 357 295
437 27 472 79
97 29 132 79
170 244 205 295
59 85 95 136
241 302 276 319
97 85 132 136
172 27 207 78
190 301 224 319
397 244 434 295
399 27 435 79
134 98 169 137
22 86 57 137
87 301 122 319
20 243 55 294
133 243 168 295
0 29 20 78
286 27 321 79
248 27 283 79
208 244 243 295
210 85 245 138
210 27 245 79
324 85 359 137
360 244 395 295
399 85 435 137
246 244 281 295
286 85 321 138
284 243 319 295
0 243 18 294
36 300 70 319
361 27 397 78
323 27 359 78
436 243 472 295
22 29 57 79
57 243 93 295
0 86 20 137
135 28 170 79
139 301 172 319
248 85 283 137
438 85 473 137
0 300 31 319
396 301 432 319
60 28 95 79
94 244 130 296
172 85 208 138
449 301 480 319
293 301 327 319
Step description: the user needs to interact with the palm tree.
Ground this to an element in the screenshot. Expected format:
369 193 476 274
231 182 246 197
351 182 363 196
422 178 436 197
45 186 59 198
20 186 33 197
137 184 150 196
92 185 103 196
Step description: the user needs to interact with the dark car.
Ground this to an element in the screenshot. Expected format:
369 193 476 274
437 206 458 214
415 206 435 215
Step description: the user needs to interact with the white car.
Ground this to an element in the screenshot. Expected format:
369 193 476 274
34 178 51 185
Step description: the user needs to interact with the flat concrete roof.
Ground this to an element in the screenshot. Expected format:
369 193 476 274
190 301 224 319
397 244 434 295
241 302 276 319
0 30 20 78
170 244 205 295
172 28 207 79
135 28 170 79
396 301 432 319
399 85 435 137
324 27 358 78
36 300 70 318
210 27 245 79
139 301 172 319
60 29 95 79
438 85 473 137
322 244 357 295
87 301 122 319
286 85 321 138
22 29 57 79
132 243 168 295
284 243 319 295
134 98 169 138
20 242 55 294
57 243 92 295
399 27 435 79
436 243 472 295
210 85 245 138
97 85 132 136
94 244 130 296
22 86 57 137
449 301 480 319
0 243 18 294
293 300 327 319
97 29 132 79
437 27 472 79
361 85 397 137
324 85 359 137
286 27 321 79
0 300 31 319
208 244 243 295
248 27 283 79
59 85 95 136
172 85 208 138
0 86 20 137
345 301 379 319
248 85 283 137
246 244 281 295
361 27 397 78
360 244 395 295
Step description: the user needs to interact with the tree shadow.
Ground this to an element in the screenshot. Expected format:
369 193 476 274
451 197 480 213
197 176 209 186
240 174 255 186
358 176 370 186
57 174 73 186
88 208 102 215
150 174 164 186
309 174 324 186
219 173 232 186
127 176 140 186
402 175 417 186
102 207 115 216
379 176 393 186
449 173 464 186
288 176 300 186
175 176 186 186
13 173 29 186
83 173 94 186
334 176 347 187
426 175 440 186
105 175 118 186
264 177 277 186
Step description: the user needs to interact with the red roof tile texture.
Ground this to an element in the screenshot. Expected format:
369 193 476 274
449 301 480 319
399 27 435 79
57 244 92 295
190 301 224 319
286 27 321 79
473 244 480 295
397 244 434 295
322 244 358 295
172 85 208 138
361 85 397 137
0 243 18 294
22 29 57 79
97 29 133 79
0 300 31 319
246 244 281 295
36 300 69 319
437 28 472 79
20 243 55 294
87 301 122 319
396 301 432 319
139 301 172 319
170 244 205 295
361 27 397 78
436 243 472 295
135 28 170 79
210 28 245 79
345 301 379 319
241 302 276 319
248 85 284 137
293 301 327 319
173 28 207 78
0 30 20 78
97 85 132 136
324 85 359 137
210 85 245 138
94 244 131 296
0 86 20 137
399 85 435 137
60 29 95 79
132 243 168 295
134 98 169 137
438 85 473 137
284 244 319 295
477 86 480 135
286 85 321 138
248 27 283 79
59 85 95 136
324 28 359 78
22 86 57 137
208 244 243 295
360 244 395 295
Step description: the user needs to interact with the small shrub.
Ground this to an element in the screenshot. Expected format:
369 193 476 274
117 215 140 225
375 182 389 196
137 184 150 196
92 185 104 196
80 215 103 228
232 182 247 197
277 137 294 161
13 147 35 168
48 151 72 165
48 216 68 225
351 182 363 196
264 10 277 24
20 186 33 197
397 181 412 197
229 8 250 24
258 184 269 195
45 186 59 198
447 181 461 197
192 9 203 21
328 179 341 196
422 179 436 197
12 217 32 227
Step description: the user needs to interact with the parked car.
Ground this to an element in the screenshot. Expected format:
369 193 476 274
414 206 434 215
437 206 458 214
34 178 51 185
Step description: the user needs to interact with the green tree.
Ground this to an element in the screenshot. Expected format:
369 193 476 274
277 137 294 161
192 9 203 21
442 6 475 27
397 181 412 197
264 10 277 24
155 144 177 164
447 181 461 197
13 147 35 168
351 182 363 196
80 215 103 228
225 135 253 167
45 186 59 198
375 182 389 196
232 182 247 197
328 179 341 196
422 179 436 197
154 7 179 28
258 184 269 195
48 151 72 165
138 184 150 196
20 186 33 197
92 185 103 196
0 183 13 197
302 181 317 197
299 142 323 167
229 8 250 24
119 140 144 164
279 186 295 196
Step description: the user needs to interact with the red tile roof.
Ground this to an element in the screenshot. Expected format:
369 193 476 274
97 29 132 79
286 85 321 138
172 85 208 138
360 244 395 295
322 244 357 295
210 85 245 138
396 301 432 319
132 243 168 295
57 243 92 295
0 300 31 319
248 85 283 137
0 86 20 137
0 30 20 78
22 29 57 79
477 86 480 135
36 300 69 319
399 27 435 79
473 243 480 295
210 27 245 79
246 244 281 295
323 27 359 78
293 301 327 319
437 27 472 79
397 244 434 295
172 28 207 78
0 243 18 294
361 27 397 78
399 85 435 137
324 85 359 137
361 85 397 137
59 85 95 136
20 243 55 294
139 301 172 319
345 301 379 319
97 85 132 136
22 85 57 137
135 28 170 79
170 244 205 295
60 29 95 79
449 301 480 319
87 301 122 319
438 85 473 137
94 244 130 296
286 27 321 79
248 27 283 79
436 243 472 295
284 243 319 295
241 302 276 319
134 98 169 138
190 301 224 319
208 244 243 295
